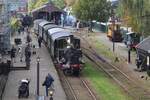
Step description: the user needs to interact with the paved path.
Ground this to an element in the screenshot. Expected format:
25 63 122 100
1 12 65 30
2 31 66 100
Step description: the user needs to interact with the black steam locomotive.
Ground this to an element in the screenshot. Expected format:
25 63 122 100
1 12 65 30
34 19 84 76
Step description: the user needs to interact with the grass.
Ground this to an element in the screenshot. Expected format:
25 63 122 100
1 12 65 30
92 39 116 60
83 62 132 100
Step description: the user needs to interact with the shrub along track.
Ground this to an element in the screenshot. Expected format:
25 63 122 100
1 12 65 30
56 66 98 100
72 29 150 100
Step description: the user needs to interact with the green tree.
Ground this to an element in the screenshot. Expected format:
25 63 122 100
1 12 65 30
52 0 65 9
73 0 110 21
64 0 76 6
28 0 35 12
34 0 48 8
72 0 111 31
29 0 65 11
117 0 150 36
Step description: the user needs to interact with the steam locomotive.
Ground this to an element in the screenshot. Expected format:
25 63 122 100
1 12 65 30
34 19 84 76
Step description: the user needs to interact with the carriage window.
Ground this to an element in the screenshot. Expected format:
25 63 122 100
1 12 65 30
73 39 80 49
57 39 68 48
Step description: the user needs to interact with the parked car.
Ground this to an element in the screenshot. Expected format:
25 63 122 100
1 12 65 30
123 32 140 49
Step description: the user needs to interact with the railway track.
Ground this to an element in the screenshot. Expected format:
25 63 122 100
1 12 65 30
58 67 98 100
70 29 150 100
83 48 150 99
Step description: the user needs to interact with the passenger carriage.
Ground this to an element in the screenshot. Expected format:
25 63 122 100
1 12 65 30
34 20 84 76
43 24 57 45
38 21 53 38
33 19 45 34
46 28 65 49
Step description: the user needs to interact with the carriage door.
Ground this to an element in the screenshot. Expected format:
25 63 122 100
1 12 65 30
73 39 80 49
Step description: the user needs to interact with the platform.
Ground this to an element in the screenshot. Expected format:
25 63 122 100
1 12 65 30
2 30 66 100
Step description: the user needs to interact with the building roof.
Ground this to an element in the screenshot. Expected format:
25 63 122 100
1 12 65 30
31 3 64 14
136 36 150 52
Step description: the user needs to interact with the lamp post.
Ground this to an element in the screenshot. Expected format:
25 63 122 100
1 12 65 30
36 56 40 97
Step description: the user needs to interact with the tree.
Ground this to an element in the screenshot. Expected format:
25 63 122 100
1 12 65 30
73 0 110 22
64 0 76 6
117 0 150 36
72 0 111 31
34 0 49 9
51 0 65 9
29 0 65 11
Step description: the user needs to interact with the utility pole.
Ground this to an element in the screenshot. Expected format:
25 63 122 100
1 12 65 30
111 8 115 52
128 46 131 63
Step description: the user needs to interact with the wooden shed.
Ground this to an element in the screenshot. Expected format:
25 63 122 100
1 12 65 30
136 36 150 70
31 3 64 25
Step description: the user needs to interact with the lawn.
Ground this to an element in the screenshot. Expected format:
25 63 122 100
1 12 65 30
93 39 116 60
83 62 132 100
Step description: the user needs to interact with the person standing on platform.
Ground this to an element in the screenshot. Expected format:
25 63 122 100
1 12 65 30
26 34 32 44
18 46 23 62
10 46 16 63
38 36 42 48
25 44 31 69
76 20 80 31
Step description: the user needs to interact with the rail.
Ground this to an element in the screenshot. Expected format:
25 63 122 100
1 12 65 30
57 65 97 100
81 37 150 99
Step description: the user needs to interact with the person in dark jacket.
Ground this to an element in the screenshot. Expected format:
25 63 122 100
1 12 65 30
10 46 16 63
25 44 31 58
25 44 31 68
42 73 54 96
26 34 32 43
38 36 42 48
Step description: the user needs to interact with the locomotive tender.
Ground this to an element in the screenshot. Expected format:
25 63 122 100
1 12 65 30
34 19 84 76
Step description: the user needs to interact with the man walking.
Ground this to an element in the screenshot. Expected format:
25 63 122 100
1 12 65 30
42 73 54 96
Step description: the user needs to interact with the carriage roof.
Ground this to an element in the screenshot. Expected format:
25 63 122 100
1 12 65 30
34 19 45 24
51 31 72 41
39 21 51 27
48 28 65 35
33 19 45 29
43 24 58 31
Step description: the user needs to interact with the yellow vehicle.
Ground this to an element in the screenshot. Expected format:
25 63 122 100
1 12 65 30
107 22 123 42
